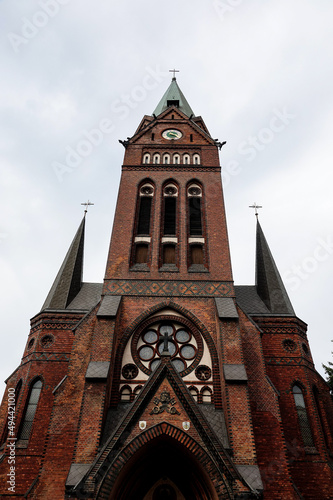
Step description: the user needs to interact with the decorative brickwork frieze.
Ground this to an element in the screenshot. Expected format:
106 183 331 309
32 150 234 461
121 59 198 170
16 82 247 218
105 279 232 296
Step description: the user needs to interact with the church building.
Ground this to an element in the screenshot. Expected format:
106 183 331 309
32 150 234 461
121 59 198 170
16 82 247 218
0 77 332 499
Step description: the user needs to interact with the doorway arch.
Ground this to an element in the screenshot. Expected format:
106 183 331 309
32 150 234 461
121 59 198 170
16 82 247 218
97 423 233 499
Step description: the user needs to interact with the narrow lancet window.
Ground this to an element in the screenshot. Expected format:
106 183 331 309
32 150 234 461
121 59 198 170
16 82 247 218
188 185 203 236
18 379 42 442
293 385 315 447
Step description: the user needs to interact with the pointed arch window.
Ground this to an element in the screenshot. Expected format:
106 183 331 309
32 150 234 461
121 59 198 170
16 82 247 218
188 184 203 236
18 379 42 442
136 184 154 236
160 183 178 268
132 183 154 268
189 386 199 402
187 183 207 270
293 385 315 447
201 387 212 404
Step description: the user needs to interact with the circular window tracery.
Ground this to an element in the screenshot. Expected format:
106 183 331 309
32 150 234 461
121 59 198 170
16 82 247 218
122 363 139 380
132 317 203 377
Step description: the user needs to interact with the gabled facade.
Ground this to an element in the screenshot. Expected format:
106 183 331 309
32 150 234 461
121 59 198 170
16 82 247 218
0 78 332 499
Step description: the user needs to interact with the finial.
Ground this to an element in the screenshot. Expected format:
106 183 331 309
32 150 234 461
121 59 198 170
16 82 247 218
249 202 262 218
169 68 180 80
81 200 94 216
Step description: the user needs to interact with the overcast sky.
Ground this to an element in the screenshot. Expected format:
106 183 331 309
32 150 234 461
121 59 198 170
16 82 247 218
1 0 333 400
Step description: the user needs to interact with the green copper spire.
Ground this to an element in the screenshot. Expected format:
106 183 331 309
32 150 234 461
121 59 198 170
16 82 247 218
153 78 195 117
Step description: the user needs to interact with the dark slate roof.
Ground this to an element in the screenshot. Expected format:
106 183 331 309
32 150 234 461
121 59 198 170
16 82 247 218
200 405 230 449
255 220 295 315
235 285 271 315
41 217 85 311
66 282 102 311
153 78 195 117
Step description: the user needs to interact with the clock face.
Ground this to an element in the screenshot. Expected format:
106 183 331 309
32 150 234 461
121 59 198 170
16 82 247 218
162 129 183 140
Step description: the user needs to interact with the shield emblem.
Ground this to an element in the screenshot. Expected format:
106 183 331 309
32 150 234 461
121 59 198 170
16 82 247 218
182 421 190 431
139 421 146 430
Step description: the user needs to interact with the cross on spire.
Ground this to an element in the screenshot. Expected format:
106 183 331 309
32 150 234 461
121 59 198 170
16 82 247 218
81 200 94 215
169 68 180 80
249 202 262 218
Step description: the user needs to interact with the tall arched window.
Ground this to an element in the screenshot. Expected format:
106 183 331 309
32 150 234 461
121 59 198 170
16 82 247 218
132 182 154 267
18 379 42 442
136 184 154 236
161 183 178 267
188 184 203 236
293 385 314 447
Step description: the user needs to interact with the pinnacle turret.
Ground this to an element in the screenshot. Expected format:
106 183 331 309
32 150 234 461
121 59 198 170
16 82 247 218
255 220 294 315
41 217 85 310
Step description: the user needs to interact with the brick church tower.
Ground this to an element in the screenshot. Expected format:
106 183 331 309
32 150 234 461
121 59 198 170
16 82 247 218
0 78 332 499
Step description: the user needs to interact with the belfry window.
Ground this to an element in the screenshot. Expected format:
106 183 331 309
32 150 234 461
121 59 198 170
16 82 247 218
293 385 315 447
187 183 207 270
160 183 178 267
18 379 42 442
188 185 203 236
132 183 154 267
137 184 154 236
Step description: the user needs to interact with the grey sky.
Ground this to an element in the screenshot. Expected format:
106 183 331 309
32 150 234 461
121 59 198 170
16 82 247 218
1 0 333 399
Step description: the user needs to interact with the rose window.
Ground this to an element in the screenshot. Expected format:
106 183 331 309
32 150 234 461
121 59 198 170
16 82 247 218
133 320 202 376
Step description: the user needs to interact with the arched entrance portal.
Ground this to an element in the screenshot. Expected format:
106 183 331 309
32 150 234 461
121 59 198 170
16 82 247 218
103 435 222 500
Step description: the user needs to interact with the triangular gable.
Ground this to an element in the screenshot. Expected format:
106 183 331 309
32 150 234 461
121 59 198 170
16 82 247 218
133 114 154 135
70 358 256 496
128 106 215 147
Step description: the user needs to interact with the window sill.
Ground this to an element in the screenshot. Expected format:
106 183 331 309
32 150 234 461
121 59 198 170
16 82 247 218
188 265 208 273
130 264 150 272
159 264 179 273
